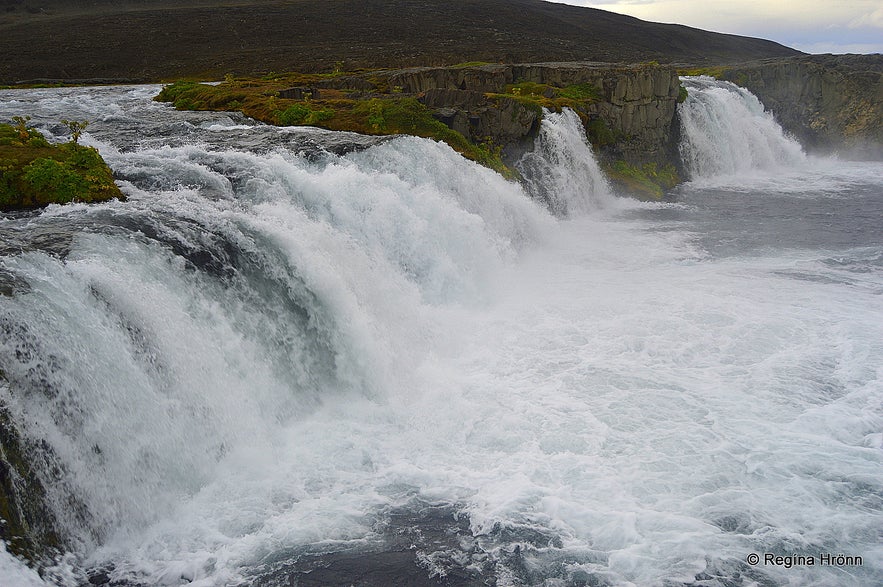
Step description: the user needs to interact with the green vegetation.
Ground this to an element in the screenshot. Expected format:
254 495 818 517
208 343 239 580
350 98 509 175
504 81 552 98
678 84 688 104
60 119 88 143
154 69 682 191
605 160 679 200
584 117 617 147
154 80 248 112
155 76 511 176
488 81 603 112
677 66 730 79
451 61 494 68
0 120 123 211
678 67 750 88
557 82 603 102
277 103 335 125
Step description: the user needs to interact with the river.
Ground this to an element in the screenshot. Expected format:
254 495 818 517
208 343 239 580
0 79 881 586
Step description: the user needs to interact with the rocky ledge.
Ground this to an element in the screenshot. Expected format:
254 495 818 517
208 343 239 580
349 62 682 167
156 56 882 199
717 54 883 158
157 62 684 198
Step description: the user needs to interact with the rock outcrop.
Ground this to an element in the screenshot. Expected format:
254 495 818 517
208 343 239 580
0 122 124 212
318 62 683 170
720 54 883 158
0 397 64 564
159 62 686 196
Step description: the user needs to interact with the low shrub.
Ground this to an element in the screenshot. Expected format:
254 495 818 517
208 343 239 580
0 122 122 210
606 160 679 200
277 104 335 126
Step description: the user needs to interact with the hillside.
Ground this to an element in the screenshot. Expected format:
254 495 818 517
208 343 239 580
0 0 802 84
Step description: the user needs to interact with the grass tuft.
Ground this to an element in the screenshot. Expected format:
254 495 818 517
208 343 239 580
0 122 123 210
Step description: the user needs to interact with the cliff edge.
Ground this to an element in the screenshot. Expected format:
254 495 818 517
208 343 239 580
156 62 684 197
718 54 883 158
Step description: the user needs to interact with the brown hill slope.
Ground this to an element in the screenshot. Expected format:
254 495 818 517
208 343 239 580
0 0 802 83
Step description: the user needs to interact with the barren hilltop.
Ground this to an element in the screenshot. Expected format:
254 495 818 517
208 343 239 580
1 0 801 83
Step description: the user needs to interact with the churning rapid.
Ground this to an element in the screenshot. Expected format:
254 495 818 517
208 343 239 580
0 80 881 587
678 76 806 180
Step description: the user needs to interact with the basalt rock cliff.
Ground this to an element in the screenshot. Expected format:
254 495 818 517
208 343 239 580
321 62 682 169
719 54 883 158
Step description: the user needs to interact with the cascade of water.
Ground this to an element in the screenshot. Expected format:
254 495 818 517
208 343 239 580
3 86 881 587
0 113 554 569
678 76 806 180
516 108 614 215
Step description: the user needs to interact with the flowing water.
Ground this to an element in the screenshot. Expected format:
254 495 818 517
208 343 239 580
0 80 880 586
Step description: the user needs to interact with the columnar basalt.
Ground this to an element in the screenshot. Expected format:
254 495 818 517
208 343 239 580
317 62 683 170
718 54 883 157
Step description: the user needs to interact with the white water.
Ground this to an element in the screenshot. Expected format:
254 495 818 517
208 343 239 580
679 76 806 181
0 543 47 587
516 108 614 215
0 85 881 587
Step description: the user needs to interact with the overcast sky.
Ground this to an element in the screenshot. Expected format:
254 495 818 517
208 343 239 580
545 0 883 55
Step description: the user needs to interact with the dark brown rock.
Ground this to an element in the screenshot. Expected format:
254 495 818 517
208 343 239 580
278 87 322 100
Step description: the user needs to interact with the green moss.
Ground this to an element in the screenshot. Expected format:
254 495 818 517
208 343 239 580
156 74 524 177
155 81 248 111
349 98 511 176
585 118 617 147
678 84 688 103
729 72 749 87
606 160 679 200
21 158 90 203
154 80 200 103
451 61 494 68
276 103 335 125
489 81 602 115
557 82 602 102
0 122 123 211
505 81 552 98
1 118 49 147
155 76 514 177
677 66 730 79
486 92 544 117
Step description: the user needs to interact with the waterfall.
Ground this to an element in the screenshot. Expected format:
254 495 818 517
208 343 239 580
4 85 881 587
678 76 806 180
516 108 614 215
0 86 554 581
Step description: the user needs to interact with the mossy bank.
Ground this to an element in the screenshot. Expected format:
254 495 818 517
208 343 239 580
156 62 686 199
0 119 123 212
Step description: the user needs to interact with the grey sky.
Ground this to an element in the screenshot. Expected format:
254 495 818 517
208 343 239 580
545 0 883 54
